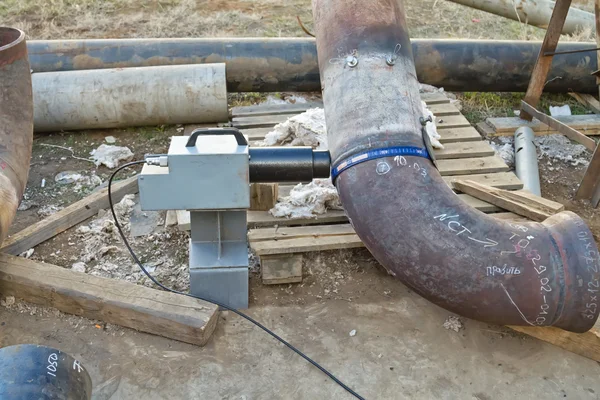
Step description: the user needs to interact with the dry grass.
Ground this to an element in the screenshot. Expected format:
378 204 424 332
1 0 597 123
0 0 595 41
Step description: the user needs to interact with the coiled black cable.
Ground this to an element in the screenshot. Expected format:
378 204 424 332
108 160 365 400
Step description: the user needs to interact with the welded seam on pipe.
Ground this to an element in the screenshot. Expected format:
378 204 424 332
312 0 600 333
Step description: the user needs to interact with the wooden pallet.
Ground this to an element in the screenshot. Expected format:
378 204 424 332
482 114 600 136
179 93 556 285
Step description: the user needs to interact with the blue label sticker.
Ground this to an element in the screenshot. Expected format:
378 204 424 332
331 146 430 182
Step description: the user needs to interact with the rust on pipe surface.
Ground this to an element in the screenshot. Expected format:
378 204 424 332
0 28 33 244
312 0 600 332
26 38 599 93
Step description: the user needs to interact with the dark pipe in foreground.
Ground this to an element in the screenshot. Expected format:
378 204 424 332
249 147 330 183
0 27 33 244
27 37 598 93
312 0 600 332
0 344 92 399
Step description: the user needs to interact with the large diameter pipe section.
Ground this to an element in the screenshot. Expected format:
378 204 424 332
0 344 92 399
313 0 600 332
446 0 593 35
33 63 228 132
514 127 541 196
0 28 33 244
26 38 598 93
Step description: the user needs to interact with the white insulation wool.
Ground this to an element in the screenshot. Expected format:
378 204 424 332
264 105 443 218
261 108 328 150
270 179 342 219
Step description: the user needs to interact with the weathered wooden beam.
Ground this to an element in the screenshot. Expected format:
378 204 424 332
0 254 219 346
568 93 600 114
575 144 600 207
521 0 572 121
1 176 139 255
453 180 564 221
520 101 597 150
250 183 279 211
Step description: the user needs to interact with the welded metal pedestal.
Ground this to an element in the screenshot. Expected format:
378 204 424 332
189 210 249 309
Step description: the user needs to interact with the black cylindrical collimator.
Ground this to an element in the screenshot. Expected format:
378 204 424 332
248 147 331 183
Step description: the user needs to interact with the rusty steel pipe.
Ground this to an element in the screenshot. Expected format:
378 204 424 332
0 28 33 244
26 38 599 93
313 0 600 332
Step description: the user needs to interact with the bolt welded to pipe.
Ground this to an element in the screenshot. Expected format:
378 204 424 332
0 28 33 244
514 127 541 196
312 0 600 332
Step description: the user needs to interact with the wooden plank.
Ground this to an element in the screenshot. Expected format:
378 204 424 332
520 0 572 120
243 124 482 144
509 322 600 363
434 114 472 130
250 183 279 211
420 92 451 104
437 127 482 143
231 94 448 119
569 93 600 114
575 144 600 206
453 180 560 221
249 224 356 242
437 156 510 176
434 141 494 159
261 254 303 284
1 176 139 256
427 102 461 117
490 212 531 222
476 121 497 137
520 101 597 151
0 254 219 346
486 114 600 137
231 102 323 118
233 115 290 129
244 127 273 141
251 234 364 256
443 172 523 190
247 210 349 229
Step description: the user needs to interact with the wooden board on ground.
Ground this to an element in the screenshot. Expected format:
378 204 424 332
261 254 303 284
509 322 600 363
453 180 564 221
485 114 600 136
433 114 471 130
434 141 494 159
442 172 523 190
1 176 139 256
244 125 484 146
569 93 600 114
0 254 219 346
437 156 509 176
250 183 278 211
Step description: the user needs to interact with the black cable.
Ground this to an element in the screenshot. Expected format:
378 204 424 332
108 160 365 400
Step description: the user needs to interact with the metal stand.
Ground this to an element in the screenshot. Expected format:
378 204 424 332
189 210 249 309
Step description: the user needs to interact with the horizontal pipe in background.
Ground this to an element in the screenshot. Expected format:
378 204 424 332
446 0 594 35
27 38 599 93
33 64 228 132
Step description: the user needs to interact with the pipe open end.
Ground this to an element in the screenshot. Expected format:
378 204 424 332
0 26 33 244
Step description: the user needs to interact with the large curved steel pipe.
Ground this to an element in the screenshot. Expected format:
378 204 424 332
312 0 600 333
0 28 33 243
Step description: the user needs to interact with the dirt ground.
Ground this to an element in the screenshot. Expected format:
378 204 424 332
2 0 600 399
3 250 600 399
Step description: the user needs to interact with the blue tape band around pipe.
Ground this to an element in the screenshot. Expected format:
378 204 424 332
331 146 430 183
